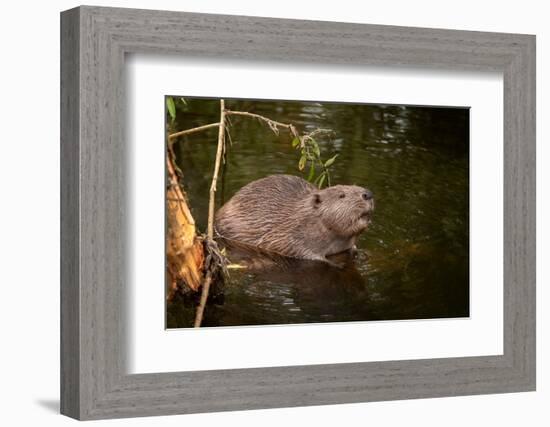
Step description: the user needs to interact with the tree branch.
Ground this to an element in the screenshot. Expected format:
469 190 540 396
208 102 226 240
168 122 220 140
194 100 226 328
225 109 300 141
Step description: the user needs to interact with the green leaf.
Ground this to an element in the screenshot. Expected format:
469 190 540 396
298 154 307 171
307 163 315 182
291 137 301 148
166 97 176 122
324 154 339 168
314 171 326 185
311 139 320 157
317 173 326 189
179 97 188 106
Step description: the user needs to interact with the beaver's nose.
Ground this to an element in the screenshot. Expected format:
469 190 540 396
362 190 374 201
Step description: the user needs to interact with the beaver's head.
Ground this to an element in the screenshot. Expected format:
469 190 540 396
311 184 374 238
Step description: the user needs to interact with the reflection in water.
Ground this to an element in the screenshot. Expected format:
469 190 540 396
166 98 469 328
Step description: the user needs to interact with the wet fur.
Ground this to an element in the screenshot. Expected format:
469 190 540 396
215 175 374 261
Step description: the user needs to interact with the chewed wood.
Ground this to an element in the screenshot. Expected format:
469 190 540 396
60 5 536 420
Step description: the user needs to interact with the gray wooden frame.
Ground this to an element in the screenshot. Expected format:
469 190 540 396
60 5 536 420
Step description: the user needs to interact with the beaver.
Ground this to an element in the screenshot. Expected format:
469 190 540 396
214 174 374 262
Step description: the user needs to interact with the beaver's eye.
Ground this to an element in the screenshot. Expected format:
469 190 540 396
339 193 345 199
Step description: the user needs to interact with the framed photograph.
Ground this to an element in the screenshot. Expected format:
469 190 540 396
164 96 470 329
61 6 536 420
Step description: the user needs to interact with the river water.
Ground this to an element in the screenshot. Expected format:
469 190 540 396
167 97 469 328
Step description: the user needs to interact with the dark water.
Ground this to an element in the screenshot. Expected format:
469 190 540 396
167 97 469 328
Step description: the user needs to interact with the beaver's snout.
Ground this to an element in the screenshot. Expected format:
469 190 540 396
362 189 374 201
360 189 375 222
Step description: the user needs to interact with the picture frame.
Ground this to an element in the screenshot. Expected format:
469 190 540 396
60 5 536 420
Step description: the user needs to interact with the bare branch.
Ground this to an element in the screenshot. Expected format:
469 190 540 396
195 100 226 328
207 102 226 239
168 122 220 140
194 271 213 327
225 109 301 141
302 128 334 140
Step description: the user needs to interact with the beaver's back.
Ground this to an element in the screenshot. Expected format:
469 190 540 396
214 174 314 246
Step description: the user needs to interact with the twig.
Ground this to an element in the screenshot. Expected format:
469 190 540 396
208 101 226 239
194 100 226 328
168 122 220 140
225 110 300 140
194 271 214 327
302 128 334 140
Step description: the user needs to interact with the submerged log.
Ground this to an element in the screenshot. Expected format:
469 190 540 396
166 155 204 298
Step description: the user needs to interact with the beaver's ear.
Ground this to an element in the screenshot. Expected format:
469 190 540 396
313 193 322 207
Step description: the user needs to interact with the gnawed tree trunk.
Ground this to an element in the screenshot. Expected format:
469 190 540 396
166 155 204 299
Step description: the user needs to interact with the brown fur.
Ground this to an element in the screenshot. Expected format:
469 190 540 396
215 174 374 261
